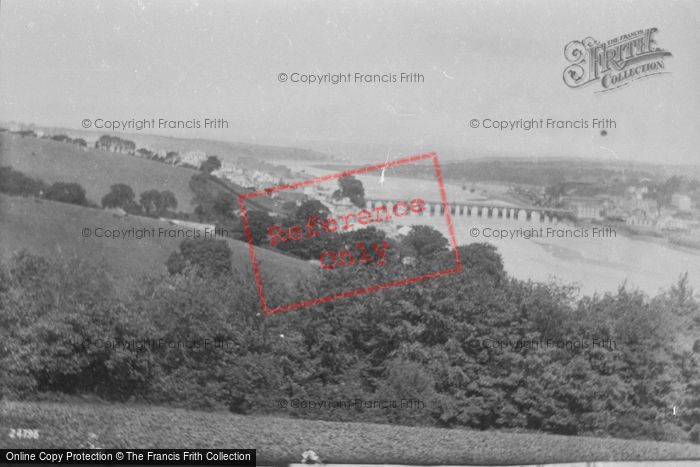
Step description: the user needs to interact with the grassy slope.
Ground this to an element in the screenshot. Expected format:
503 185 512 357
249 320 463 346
0 194 313 289
2 400 699 464
0 133 199 212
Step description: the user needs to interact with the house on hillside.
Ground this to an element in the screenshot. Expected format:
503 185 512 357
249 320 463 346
626 184 650 200
658 216 690 232
176 150 208 169
212 163 250 186
626 214 654 227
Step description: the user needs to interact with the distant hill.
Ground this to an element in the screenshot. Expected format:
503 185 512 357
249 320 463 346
124 133 332 163
334 158 663 186
0 194 314 290
0 132 199 212
3 123 332 163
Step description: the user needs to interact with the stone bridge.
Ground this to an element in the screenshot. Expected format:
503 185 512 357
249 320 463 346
366 198 576 223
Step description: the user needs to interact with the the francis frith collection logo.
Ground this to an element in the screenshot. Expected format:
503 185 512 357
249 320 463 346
563 28 672 92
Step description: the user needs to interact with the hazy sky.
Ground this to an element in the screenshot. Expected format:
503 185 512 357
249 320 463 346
0 0 698 163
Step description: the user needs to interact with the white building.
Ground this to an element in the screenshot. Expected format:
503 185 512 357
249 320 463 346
177 150 208 169
671 194 692 212
565 197 603 220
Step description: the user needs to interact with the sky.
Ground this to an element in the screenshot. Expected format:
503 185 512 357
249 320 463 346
0 0 698 164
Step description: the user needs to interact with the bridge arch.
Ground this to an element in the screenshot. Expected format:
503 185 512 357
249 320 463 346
363 198 574 224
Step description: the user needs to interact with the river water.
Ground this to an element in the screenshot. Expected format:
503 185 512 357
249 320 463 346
276 160 700 296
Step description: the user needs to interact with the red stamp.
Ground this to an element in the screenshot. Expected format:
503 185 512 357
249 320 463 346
239 152 462 315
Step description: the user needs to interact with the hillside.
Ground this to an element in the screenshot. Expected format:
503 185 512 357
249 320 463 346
122 133 331 163
0 132 199 211
0 194 314 288
2 400 699 464
4 124 332 163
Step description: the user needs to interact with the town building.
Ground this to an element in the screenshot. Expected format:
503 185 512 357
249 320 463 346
563 197 604 220
671 194 692 212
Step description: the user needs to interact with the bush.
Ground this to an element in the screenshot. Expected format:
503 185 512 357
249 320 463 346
101 183 138 211
690 424 700 444
200 155 222 174
140 189 177 217
242 210 275 246
332 175 365 208
166 238 232 277
400 225 448 258
0 251 149 399
44 182 88 206
0 166 46 197
2 243 699 443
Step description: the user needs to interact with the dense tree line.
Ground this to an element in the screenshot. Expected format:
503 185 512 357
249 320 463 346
101 183 177 217
0 166 89 206
1 242 698 443
0 166 179 217
49 134 87 147
332 175 366 208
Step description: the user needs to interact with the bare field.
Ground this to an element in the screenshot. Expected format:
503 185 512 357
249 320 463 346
2 400 699 464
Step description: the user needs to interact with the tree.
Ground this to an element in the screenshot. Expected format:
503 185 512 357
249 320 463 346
44 182 88 206
161 190 178 212
136 148 155 159
332 175 365 208
293 199 331 223
0 251 147 399
544 182 568 207
167 238 233 277
400 225 448 258
212 192 235 218
164 151 179 164
265 200 335 259
140 189 178 216
101 184 137 211
201 155 222 174
0 166 46 197
140 190 162 216
281 201 298 214
243 210 275 245
648 176 683 214
51 134 71 143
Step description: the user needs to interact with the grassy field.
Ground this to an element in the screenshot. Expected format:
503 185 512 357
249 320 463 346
0 133 199 211
0 194 314 289
2 400 699 464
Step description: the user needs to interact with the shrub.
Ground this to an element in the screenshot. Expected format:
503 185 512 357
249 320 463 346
400 225 448 258
2 244 699 443
101 183 142 213
167 238 232 277
0 166 46 197
140 189 177 216
44 182 88 206
0 251 149 399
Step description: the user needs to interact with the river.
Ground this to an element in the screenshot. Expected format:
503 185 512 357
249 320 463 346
275 159 700 296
